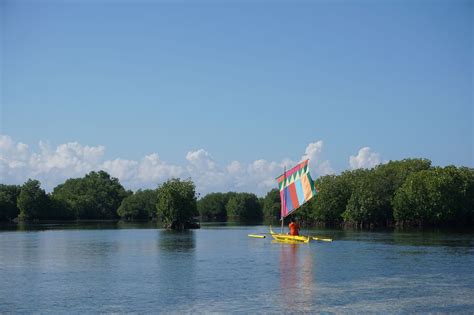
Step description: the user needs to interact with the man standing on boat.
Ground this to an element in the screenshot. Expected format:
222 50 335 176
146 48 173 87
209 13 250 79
289 217 300 236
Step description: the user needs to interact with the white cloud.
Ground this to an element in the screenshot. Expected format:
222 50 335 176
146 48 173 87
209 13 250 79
227 161 242 174
0 135 31 183
186 149 216 170
30 141 106 176
0 134 340 196
349 147 381 169
301 140 323 162
102 158 139 182
185 149 228 194
137 153 184 184
300 141 334 176
243 159 282 191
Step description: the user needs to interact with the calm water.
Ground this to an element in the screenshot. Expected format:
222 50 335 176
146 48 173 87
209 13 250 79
1 223 473 313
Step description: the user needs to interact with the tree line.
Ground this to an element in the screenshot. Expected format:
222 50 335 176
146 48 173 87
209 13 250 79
0 171 200 230
1 158 473 228
303 159 474 227
199 159 473 227
0 170 264 228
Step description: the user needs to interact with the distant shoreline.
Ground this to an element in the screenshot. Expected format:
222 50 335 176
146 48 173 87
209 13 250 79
1 220 473 233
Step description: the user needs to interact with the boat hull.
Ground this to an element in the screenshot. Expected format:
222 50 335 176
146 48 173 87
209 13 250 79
269 226 311 244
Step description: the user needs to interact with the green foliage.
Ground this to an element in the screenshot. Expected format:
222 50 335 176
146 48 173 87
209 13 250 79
343 172 393 226
48 197 76 220
263 188 280 220
342 159 432 227
17 179 49 220
375 158 432 191
118 189 157 220
258 197 265 216
226 192 262 222
197 192 230 221
311 172 357 224
295 201 314 223
393 166 474 226
52 170 128 219
458 167 474 222
156 178 198 230
0 184 21 221
2 157 471 228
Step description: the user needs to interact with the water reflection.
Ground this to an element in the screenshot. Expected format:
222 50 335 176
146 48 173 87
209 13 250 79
0 226 473 313
279 244 314 312
305 227 474 248
158 230 196 252
0 221 162 232
155 230 197 309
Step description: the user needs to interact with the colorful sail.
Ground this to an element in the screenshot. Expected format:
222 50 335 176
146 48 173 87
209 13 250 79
276 159 317 218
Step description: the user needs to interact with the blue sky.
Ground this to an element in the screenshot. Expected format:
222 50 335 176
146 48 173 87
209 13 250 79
1 0 472 195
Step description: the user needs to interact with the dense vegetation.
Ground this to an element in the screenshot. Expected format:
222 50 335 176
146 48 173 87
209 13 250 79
0 172 199 230
196 191 264 223
0 184 21 221
156 178 199 230
118 189 157 221
226 192 263 222
52 171 130 220
197 192 234 221
0 158 472 228
392 166 473 226
307 159 473 227
17 179 51 221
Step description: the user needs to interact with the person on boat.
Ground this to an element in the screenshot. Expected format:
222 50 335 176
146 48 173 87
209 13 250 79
289 217 300 236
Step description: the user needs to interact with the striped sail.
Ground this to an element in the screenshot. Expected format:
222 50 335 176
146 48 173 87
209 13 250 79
276 159 317 218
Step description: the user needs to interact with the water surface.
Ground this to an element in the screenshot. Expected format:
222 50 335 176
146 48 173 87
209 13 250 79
1 223 473 313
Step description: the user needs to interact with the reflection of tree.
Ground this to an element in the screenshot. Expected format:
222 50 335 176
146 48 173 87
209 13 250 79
156 230 197 309
391 229 474 249
279 245 314 312
158 230 196 252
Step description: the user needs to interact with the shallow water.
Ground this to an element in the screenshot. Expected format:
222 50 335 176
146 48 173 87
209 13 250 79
1 223 473 313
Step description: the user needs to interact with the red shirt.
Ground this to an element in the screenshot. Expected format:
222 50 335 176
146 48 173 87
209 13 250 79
289 222 300 236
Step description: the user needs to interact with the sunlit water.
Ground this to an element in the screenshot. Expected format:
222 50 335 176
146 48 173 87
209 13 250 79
1 223 473 313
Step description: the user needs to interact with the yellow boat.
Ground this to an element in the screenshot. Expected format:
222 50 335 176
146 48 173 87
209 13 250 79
269 226 311 244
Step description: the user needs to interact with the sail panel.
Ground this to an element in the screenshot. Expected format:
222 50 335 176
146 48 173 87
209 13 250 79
295 179 306 206
301 174 313 201
289 183 300 210
283 187 294 214
279 190 285 215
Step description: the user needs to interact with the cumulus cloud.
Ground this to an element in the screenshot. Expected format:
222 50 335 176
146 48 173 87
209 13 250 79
102 158 139 182
184 149 228 194
349 147 381 169
242 159 282 191
0 135 31 183
0 134 338 196
0 135 108 189
186 149 216 170
137 153 184 184
30 141 106 176
300 141 334 176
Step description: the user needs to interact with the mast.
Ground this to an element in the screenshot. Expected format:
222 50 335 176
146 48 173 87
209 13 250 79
281 166 286 234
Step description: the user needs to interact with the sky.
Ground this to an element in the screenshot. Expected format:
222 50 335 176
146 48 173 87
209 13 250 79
1 0 472 196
